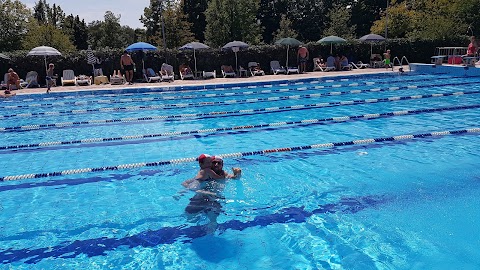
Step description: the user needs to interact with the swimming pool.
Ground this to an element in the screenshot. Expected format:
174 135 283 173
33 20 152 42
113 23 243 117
1 71 479 269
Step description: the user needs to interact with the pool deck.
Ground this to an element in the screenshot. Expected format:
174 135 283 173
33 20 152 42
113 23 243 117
13 68 396 96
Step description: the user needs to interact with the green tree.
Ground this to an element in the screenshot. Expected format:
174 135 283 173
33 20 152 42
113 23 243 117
182 0 208 42
272 14 298 41
23 20 75 51
286 0 332 42
0 0 31 52
371 2 414 38
350 0 386 37
204 0 263 47
323 2 356 39
258 0 289 44
141 0 194 48
33 0 48 25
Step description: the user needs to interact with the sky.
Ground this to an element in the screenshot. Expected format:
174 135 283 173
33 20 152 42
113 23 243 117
23 0 150 29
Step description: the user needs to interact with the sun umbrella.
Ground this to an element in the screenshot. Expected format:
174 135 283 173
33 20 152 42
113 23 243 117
0 53 10 60
275 38 303 69
359 34 386 56
27 46 62 74
179 42 210 75
222 41 249 71
86 45 100 78
318 36 347 54
125 42 157 71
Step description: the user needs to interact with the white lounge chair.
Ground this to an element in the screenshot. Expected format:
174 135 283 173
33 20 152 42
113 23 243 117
76 75 91 86
270 60 286 75
1 73 27 89
179 65 194 80
203 70 216 79
160 63 175 82
370 54 384 68
324 57 337 72
110 70 125 85
248 62 265 76
313 58 327 71
61 70 76 86
25 71 39 88
350 61 370 69
286 66 299 74
144 68 161 83
221 65 236 78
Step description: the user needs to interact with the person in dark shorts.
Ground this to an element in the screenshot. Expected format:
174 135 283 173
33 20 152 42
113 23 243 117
120 50 135 84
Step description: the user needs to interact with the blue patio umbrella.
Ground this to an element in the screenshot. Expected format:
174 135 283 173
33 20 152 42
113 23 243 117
179 42 210 74
359 34 386 55
275 38 303 68
125 42 157 71
318 36 347 54
222 41 249 70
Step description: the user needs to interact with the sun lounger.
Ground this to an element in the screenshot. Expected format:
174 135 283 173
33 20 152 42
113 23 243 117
270 60 287 75
61 70 76 86
160 63 175 82
76 75 91 86
203 70 216 79
248 62 265 76
221 65 236 78
144 68 161 83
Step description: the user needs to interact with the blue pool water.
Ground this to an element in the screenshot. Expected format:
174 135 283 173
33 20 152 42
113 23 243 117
1 72 480 269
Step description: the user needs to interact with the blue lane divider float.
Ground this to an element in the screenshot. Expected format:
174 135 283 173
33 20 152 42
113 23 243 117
1 89 479 133
0 75 466 110
0 80 478 120
1 127 479 181
2 103 479 151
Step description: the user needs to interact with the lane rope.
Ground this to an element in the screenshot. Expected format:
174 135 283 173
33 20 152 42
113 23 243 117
0 81 477 120
1 127 479 181
1 103 479 151
1 89 478 133
0 75 465 110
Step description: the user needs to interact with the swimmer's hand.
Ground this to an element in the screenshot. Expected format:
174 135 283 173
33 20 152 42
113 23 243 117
232 167 242 178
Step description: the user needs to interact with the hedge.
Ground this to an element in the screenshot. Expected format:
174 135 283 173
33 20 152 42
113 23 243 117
0 37 469 84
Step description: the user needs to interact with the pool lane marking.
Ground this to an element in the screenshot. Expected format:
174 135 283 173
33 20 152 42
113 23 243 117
1 103 479 151
0 80 477 120
1 89 479 133
0 75 468 109
1 127 479 181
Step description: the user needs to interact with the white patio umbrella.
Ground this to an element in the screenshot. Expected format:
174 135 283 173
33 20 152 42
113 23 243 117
222 41 249 71
27 46 62 74
179 42 210 75
359 34 386 56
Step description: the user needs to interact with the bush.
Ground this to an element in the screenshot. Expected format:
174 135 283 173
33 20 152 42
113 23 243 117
0 37 469 82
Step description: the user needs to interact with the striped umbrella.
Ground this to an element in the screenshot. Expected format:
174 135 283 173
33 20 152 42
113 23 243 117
86 45 99 77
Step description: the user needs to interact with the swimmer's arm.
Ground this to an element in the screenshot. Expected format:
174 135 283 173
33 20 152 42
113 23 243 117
205 168 225 180
226 167 242 179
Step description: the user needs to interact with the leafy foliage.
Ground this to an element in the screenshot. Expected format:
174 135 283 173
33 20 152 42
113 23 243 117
0 0 31 52
204 0 263 47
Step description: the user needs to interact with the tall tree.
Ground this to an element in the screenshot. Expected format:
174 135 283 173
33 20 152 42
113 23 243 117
350 0 386 37
272 14 298 41
323 2 356 39
0 0 31 52
33 0 48 25
23 20 75 51
182 0 208 42
204 0 263 47
62 15 89 50
258 0 289 44
87 11 131 49
287 0 332 42
141 0 195 48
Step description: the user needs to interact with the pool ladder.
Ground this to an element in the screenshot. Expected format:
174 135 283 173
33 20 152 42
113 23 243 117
392 56 411 73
